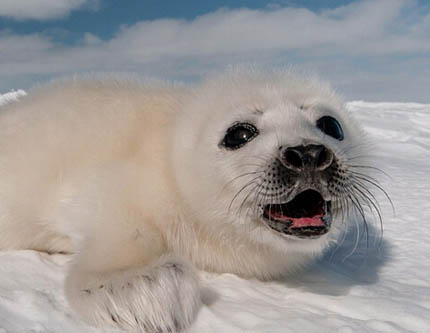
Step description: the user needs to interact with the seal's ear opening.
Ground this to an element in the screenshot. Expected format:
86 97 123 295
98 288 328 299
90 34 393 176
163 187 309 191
316 116 344 141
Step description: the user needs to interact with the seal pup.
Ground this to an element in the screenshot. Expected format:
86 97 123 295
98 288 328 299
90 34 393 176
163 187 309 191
0 69 379 331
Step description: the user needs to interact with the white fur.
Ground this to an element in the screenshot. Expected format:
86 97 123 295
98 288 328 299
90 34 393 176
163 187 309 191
0 69 365 331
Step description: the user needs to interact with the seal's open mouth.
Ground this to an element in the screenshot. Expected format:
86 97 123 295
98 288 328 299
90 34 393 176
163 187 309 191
262 189 331 238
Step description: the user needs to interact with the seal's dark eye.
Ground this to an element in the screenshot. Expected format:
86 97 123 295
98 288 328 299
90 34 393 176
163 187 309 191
316 116 344 141
221 123 259 149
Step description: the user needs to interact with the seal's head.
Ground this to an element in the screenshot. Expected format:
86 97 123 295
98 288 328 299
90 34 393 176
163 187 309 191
172 68 369 260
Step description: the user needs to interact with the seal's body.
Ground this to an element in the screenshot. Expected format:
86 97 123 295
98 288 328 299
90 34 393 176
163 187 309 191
0 70 368 331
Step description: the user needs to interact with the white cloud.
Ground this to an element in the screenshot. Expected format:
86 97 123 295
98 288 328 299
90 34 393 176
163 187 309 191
0 89 26 106
0 0 99 20
0 0 429 101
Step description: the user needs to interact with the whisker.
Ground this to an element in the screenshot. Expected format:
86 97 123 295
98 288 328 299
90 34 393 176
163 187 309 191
349 173 394 214
341 191 369 262
350 183 384 247
347 164 392 180
228 176 261 213
352 181 384 226
237 181 261 223
221 170 264 190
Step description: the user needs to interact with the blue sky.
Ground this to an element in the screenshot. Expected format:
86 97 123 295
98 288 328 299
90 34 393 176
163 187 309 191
0 0 429 102
0 1 357 41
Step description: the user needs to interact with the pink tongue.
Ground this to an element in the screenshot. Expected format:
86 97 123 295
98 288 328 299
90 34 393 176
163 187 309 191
269 212 324 227
289 214 324 228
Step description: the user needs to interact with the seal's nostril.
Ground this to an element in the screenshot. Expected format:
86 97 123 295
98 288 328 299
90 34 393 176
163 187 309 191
284 149 303 169
315 146 333 170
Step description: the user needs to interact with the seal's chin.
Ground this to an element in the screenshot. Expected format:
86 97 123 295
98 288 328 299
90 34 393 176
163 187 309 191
262 189 332 239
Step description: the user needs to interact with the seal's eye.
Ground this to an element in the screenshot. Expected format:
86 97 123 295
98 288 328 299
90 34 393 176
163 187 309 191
316 116 344 141
221 123 259 150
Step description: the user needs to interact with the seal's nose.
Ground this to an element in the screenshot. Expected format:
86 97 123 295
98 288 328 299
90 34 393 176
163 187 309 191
281 144 333 172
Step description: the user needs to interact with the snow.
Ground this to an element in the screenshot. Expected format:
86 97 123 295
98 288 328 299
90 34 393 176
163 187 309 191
1 99 429 332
